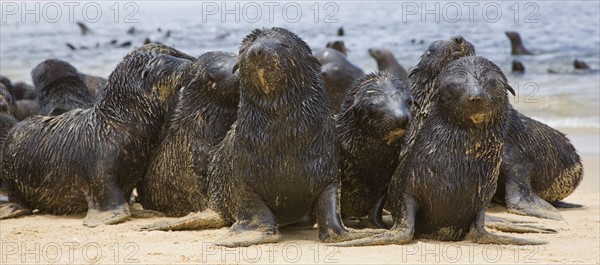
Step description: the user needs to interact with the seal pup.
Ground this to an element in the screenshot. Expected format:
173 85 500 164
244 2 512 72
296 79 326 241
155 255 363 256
334 56 545 246
141 28 382 247
31 59 95 116
337 72 412 229
0 44 195 226
137 51 240 216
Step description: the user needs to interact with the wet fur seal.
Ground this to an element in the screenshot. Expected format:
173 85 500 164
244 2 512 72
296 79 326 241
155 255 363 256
137 51 240 216
337 72 412 229
141 27 381 247
31 59 95 116
334 56 544 246
0 44 195 227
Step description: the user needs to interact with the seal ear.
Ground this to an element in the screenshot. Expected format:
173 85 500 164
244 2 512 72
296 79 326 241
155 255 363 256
505 83 516 96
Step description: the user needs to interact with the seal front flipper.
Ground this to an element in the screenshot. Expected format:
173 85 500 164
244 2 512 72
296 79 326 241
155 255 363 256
485 215 557 234
503 164 562 220
316 182 385 243
216 189 280 247
466 210 546 245
331 194 417 247
82 177 131 227
140 209 225 231
368 194 388 229
0 202 32 219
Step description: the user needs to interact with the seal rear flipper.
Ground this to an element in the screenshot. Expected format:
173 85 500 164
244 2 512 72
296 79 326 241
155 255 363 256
484 215 557 234
503 164 563 220
551 201 583 209
0 202 32 219
330 229 412 247
506 188 562 220
129 204 166 218
140 209 226 231
216 226 281 247
466 228 547 245
467 209 547 245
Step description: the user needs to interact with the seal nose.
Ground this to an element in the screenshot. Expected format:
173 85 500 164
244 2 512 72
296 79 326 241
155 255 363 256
453 36 464 44
469 95 481 102
250 45 263 57
393 109 411 129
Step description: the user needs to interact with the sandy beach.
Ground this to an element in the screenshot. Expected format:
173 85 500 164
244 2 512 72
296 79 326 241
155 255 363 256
0 128 598 265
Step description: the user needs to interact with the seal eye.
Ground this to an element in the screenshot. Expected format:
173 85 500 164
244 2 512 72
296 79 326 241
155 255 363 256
428 44 438 54
208 67 226 81
406 96 414 107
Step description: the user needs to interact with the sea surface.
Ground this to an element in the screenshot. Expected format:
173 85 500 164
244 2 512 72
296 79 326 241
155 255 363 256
1 0 599 129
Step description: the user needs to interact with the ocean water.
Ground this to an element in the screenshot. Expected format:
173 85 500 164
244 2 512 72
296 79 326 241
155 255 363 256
1 1 599 129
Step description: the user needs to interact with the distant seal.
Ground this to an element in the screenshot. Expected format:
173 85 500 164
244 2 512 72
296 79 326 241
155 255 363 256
368 48 409 80
142 27 380 247
494 108 584 220
137 51 240 216
79 73 107 98
505 31 533 55
0 44 195 226
315 48 364 111
337 72 412 229
512 60 525 73
574 59 590 70
31 59 95 116
326 40 348 56
334 56 544 246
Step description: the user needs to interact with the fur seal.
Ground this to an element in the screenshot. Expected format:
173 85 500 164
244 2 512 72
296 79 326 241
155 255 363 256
505 31 533 55
12 100 39 121
0 77 37 101
368 48 409 80
315 48 364 111
79 73 107 98
574 59 590 70
337 72 412 229
512 60 525 73
0 44 195 226
0 84 17 145
141 27 380 247
0 84 17 194
31 59 95 116
326 40 348 56
494 108 584 220
76 21 92 35
137 51 240 216
334 56 544 246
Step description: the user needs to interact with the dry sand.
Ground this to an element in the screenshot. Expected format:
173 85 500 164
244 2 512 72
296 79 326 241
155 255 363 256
1 130 598 264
